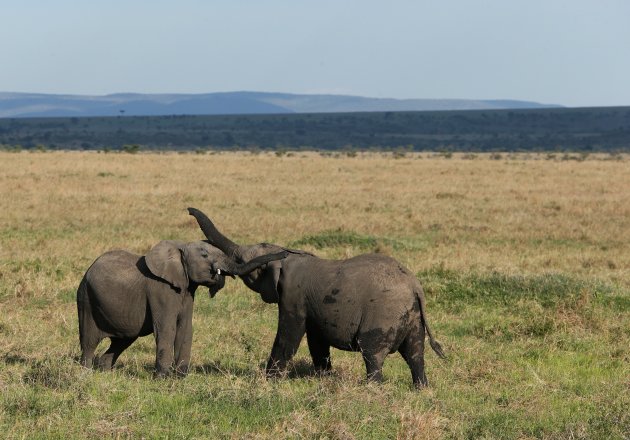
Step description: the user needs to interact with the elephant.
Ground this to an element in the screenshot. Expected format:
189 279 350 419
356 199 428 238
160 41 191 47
188 208 445 388
77 239 288 377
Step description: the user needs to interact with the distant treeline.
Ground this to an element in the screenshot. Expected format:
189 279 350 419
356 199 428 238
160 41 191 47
1 106 629 152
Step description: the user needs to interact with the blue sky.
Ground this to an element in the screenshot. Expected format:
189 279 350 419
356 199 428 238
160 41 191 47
1 0 629 107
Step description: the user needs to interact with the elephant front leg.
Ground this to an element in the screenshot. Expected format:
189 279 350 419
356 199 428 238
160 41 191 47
153 322 177 378
306 323 332 373
266 309 306 378
174 303 193 377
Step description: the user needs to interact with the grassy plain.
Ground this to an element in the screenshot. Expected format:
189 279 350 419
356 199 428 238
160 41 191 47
0 150 629 439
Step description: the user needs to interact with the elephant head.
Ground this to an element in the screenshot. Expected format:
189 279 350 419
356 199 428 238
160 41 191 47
187 208 307 303
144 240 288 297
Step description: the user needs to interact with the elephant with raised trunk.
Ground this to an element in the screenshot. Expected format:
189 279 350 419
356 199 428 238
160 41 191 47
77 240 288 377
188 208 445 388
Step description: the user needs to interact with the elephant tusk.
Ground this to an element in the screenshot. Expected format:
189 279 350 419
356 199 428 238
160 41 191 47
217 269 221 275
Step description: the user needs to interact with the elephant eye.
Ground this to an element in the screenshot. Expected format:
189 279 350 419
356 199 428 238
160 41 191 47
200 251 208 258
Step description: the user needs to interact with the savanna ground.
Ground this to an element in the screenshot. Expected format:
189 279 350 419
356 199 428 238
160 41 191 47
0 150 628 439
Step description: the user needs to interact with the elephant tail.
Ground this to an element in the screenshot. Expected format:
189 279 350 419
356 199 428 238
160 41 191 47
76 275 90 335
415 285 446 359
77 276 88 310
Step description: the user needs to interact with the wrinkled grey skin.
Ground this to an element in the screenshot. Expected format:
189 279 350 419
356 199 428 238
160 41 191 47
188 208 445 388
77 240 288 377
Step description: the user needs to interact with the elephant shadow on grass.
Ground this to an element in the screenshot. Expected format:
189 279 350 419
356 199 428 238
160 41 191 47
284 358 339 379
66 350 337 380
192 361 254 378
2 352 31 365
76 356 156 377
66 353 293 379
191 358 338 380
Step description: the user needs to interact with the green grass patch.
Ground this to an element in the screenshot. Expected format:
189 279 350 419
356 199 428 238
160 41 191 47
290 229 418 252
411 268 630 438
420 266 620 308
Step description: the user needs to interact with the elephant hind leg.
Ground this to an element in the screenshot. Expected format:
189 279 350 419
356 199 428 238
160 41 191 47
78 305 102 369
97 337 137 371
398 330 427 388
80 333 102 369
362 349 388 383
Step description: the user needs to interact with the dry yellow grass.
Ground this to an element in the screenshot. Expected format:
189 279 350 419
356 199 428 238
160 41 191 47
2 151 628 279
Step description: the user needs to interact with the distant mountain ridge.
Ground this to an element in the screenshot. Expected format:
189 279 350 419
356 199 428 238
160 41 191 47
0 91 561 118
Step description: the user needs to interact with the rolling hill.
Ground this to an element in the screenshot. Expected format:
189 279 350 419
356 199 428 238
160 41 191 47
0 91 560 118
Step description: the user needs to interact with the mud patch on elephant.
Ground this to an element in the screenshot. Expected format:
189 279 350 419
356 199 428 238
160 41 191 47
356 327 401 353
323 288 341 304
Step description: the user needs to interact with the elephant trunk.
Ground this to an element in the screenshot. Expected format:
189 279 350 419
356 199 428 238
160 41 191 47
225 251 288 276
188 208 241 258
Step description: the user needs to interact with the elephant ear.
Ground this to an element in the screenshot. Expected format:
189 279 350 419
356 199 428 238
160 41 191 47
258 247 306 303
253 260 283 304
145 241 188 292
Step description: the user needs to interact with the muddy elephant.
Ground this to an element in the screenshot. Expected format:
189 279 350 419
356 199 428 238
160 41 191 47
77 239 287 377
188 208 445 388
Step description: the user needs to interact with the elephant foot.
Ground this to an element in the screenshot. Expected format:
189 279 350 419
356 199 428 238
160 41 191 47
366 371 384 383
153 365 173 379
265 368 284 379
265 358 288 379
175 365 189 378
95 355 115 371
313 365 333 377
413 380 428 390
79 355 94 369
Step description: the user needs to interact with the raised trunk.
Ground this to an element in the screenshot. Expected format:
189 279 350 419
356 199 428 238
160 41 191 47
226 251 288 276
188 208 241 257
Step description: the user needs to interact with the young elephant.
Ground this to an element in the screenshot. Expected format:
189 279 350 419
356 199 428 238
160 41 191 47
77 240 287 377
188 208 445 388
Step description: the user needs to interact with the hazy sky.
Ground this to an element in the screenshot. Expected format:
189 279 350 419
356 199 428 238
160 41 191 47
2 1 629 107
